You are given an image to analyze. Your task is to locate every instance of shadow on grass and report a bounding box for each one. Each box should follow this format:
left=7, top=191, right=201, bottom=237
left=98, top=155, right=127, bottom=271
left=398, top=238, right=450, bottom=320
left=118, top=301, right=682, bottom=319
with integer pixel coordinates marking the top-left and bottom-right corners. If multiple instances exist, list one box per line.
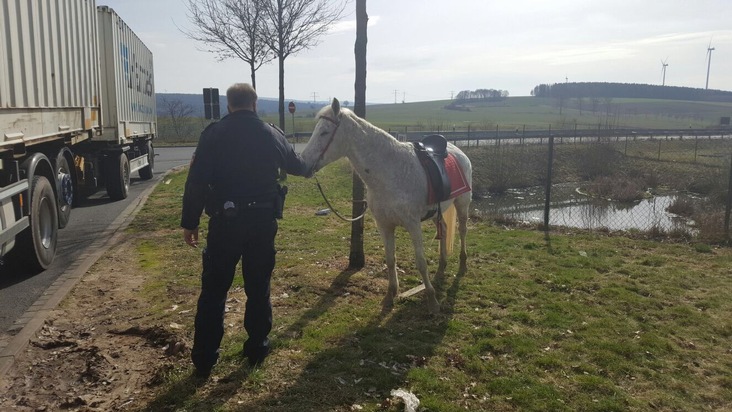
left=136, top=262, right=466, bottom=411
left=135, top=267, right=362, bottom=411
left=240, top=263, right=467, bottom=411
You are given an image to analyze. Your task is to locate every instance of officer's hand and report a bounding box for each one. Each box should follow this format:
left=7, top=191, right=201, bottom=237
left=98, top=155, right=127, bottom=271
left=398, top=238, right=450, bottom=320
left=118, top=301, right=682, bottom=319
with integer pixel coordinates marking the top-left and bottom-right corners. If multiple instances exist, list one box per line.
left=184, top=228, right=199, bottom=248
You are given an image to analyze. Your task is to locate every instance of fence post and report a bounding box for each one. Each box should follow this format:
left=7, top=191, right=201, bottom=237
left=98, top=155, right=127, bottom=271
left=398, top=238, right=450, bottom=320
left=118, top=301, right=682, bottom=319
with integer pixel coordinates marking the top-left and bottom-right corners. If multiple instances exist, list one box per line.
left=694, top=135, right=699, bottom=163
left=522, top=125, right=525, bottom=145
left=725, top=153, right=732, bottom=242
left=658, top=140, right=662, bottom=161
left=544, top=128, right=555, bottom=231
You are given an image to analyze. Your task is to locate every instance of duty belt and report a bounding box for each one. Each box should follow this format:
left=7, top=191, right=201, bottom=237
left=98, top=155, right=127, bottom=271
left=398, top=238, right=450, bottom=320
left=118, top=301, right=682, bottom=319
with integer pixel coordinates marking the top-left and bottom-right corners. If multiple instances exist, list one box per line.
left=227, top=200, right=274, bottom=210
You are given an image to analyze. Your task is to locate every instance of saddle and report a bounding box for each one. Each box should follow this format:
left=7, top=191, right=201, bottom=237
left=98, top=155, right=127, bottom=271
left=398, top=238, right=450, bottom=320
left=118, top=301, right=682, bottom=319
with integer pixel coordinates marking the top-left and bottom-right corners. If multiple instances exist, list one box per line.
left=413, top=134, right=451, bottom=203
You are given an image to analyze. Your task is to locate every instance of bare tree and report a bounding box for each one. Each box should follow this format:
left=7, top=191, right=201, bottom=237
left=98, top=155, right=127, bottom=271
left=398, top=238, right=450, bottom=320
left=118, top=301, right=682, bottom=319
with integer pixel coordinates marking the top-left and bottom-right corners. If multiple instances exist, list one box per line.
left=258, top=0, right=347, bottom=130
left=575, top=96, right=584, bottom=116
left=183, top=0, right=272, bottom=89
left=161, top=96, right=195, bottom=141
left=590, top=97, right=600, bottom=114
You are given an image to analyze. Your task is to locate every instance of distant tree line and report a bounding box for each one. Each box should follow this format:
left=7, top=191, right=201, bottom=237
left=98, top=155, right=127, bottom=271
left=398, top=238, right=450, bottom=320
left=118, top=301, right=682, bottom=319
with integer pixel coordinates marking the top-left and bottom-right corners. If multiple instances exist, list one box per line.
left=444, top=88, right=509, bottom=111
left=455, top=88, right=509, bottom=102
left=531, top=82, right=732, bottom=103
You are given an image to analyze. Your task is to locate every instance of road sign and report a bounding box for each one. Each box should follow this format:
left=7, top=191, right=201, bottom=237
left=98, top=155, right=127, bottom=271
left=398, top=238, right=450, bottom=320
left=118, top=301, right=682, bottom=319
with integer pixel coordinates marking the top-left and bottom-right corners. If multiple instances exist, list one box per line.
left=203, top=88, right=220, bottom=120
left=288, top=101, right=296, bottom=114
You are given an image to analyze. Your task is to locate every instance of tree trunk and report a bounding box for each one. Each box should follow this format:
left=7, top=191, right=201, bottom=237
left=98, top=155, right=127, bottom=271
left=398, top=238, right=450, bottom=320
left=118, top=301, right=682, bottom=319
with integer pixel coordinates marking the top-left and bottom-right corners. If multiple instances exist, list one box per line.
left=250, top=60, right=257, bottom=91
left=349, top=0, right=368, bottom=269
left=278, top=55, right=286, bottom=130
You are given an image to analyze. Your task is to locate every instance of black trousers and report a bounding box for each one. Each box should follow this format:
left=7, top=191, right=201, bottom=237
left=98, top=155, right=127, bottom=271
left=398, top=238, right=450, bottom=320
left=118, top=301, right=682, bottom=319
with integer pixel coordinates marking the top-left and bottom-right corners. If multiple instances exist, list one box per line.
left=191, top=209, right=278, bottom=370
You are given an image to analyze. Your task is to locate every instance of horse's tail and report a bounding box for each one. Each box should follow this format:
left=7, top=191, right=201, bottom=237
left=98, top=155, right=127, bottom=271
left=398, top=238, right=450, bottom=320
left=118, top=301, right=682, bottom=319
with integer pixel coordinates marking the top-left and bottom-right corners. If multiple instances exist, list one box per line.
left=441, top=204, right=457, bottom=255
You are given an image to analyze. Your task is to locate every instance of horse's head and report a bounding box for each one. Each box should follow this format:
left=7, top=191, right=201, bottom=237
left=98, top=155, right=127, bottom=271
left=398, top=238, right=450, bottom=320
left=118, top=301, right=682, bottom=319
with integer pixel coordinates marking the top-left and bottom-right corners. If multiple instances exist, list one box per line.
left=301, top=98, right=346, bottom=177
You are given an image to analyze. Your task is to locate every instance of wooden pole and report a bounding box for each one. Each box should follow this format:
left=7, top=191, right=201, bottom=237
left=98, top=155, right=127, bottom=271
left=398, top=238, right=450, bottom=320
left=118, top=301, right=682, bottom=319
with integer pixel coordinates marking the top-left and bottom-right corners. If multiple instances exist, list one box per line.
left=349, top=0, right=368, bottom=269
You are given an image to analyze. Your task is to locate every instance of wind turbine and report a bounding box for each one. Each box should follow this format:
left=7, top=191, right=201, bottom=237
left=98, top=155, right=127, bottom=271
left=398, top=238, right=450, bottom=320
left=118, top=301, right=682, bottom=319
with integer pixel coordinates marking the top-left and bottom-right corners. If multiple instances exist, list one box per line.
left=705, top=41, right=715, bottom=90
left=661, top=58, right=669, bottom=86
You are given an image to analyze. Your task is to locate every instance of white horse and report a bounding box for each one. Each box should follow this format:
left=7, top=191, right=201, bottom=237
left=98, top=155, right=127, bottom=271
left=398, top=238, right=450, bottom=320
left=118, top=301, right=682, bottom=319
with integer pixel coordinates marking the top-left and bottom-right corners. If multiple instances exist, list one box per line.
left=301, top=98, right=472, bottom=314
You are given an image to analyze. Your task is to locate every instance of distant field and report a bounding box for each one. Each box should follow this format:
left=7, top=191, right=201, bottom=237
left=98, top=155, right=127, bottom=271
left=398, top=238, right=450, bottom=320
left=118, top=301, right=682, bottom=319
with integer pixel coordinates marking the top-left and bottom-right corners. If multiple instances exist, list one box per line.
left=157, top=97, right=732, bottom=143
left=257, top=97, right=732, bottom=135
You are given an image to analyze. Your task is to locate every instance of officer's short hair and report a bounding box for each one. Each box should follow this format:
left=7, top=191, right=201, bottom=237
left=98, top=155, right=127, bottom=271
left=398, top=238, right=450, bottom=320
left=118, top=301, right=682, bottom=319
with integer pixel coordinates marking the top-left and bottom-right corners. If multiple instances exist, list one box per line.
left=227, top=83, right=258, bottom=110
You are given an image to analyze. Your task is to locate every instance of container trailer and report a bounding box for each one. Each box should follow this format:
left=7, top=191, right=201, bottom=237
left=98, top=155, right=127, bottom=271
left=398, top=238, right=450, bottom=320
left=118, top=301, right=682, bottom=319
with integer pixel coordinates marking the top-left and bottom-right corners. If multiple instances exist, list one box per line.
left=0, top=1, right=156, bottom=270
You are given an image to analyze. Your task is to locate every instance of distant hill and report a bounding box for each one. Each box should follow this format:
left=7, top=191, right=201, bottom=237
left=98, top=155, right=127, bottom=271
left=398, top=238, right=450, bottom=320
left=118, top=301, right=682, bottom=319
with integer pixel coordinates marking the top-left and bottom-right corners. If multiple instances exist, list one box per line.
left=531, top=82, right=732, bottom=103
left=155, top=93, right=330, bottom=118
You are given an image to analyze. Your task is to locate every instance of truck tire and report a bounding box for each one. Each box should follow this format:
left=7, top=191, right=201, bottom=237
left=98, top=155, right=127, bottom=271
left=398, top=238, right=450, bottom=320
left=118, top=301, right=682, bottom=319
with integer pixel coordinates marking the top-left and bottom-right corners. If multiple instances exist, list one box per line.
left=106, top=153, right=130, bottom=200
left=138, top=140, right=154, bottom=180
left=54, top=152, right=74, bottom=228
left=17, top=176, right=58, bottom=271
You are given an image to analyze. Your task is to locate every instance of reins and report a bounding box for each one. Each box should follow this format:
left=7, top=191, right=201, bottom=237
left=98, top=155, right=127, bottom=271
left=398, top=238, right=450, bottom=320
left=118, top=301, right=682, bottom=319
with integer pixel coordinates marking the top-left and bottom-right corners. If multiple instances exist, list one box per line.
left=314, top=175, right=368, bottom=222
left=313, top=113, right=368, bottom=222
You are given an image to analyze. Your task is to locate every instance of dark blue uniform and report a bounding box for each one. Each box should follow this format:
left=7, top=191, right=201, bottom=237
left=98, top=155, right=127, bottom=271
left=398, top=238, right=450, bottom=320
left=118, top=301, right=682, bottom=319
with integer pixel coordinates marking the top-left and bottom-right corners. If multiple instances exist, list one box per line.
left=181, top=109, right=307, bottom=372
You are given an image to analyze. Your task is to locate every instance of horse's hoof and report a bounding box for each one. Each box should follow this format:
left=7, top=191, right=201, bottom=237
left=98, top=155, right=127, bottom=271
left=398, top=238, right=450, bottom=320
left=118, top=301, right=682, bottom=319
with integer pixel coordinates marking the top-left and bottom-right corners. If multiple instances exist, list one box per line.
left=428, top=299, right=440, bottom=315
left=433, top=271, right=444, bottom=282
left=458, top=263, right=467, bottom=276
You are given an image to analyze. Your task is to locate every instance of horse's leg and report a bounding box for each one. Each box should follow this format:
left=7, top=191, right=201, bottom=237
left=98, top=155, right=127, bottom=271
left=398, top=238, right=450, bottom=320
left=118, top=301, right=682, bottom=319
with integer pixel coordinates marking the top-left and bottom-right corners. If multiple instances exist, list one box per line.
left=407, top=222, right=440, bottom=314
left=455, top=195, right=470, bottom=275
left=435, top=215, right=448, bottom=278
left=377, top=223, right=399, bottom=309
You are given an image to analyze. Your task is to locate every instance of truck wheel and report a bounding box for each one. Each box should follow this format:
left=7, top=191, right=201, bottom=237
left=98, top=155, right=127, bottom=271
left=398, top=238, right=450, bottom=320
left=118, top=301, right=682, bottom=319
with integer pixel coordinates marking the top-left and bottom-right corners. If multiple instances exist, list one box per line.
left=55, top=152, right=74, bottom=228
left=17, top=176, right=58, bottom=271
left=106, top=153, right=130, bottom=200
left=139, top=140, right=154, bottom=180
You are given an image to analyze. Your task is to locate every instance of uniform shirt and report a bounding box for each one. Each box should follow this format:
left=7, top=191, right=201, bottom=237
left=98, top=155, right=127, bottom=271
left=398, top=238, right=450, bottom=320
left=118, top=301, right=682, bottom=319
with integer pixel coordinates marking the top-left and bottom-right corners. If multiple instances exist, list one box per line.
left=181, top=109, right=307, bottom=230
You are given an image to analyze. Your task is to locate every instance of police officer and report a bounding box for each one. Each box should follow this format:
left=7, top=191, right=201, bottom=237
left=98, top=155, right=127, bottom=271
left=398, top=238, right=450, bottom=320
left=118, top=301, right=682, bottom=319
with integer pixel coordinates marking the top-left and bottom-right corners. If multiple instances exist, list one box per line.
left=181, top=83, right=307, bottom=378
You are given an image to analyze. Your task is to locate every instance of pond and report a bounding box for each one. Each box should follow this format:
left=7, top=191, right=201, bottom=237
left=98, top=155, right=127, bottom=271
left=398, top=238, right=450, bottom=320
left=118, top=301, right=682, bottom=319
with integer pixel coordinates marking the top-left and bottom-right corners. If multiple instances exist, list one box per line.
left=472, top=183, right=696, bottom=232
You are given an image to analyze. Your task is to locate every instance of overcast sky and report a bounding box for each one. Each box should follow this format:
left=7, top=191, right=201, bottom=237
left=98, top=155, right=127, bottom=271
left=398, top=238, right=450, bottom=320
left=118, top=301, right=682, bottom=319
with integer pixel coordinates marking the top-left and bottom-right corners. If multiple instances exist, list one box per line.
left=101, top=0, right=732, bottom=104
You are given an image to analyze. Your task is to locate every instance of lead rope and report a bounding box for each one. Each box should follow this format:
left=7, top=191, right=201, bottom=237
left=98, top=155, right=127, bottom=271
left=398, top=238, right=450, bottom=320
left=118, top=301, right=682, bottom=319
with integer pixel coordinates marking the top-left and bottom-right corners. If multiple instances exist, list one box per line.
left=314, top=175, right=368, bottom=222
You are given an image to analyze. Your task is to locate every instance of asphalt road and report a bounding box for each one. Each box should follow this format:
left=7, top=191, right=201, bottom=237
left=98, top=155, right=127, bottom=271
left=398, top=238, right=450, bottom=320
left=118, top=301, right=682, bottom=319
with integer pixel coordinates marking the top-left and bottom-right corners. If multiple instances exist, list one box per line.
left=0, top=146, right=196, bottom=335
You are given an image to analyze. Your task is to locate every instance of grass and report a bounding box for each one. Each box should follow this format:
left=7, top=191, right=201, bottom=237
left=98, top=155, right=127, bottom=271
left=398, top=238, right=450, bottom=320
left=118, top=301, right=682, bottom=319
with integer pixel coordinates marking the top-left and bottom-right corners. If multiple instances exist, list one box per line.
left=123, top=159, right=732, bottom=411
left=156, top=97, right=732, bottom=143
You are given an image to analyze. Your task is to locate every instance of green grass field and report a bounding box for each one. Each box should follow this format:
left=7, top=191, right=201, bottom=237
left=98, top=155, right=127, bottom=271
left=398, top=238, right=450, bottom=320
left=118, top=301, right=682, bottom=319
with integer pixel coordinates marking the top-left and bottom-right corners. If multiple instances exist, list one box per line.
left=265, top=97, right=732, bottom=133
left=156, top=97, right=732, bottom=144
left=125, top=160, right=732, bottom=411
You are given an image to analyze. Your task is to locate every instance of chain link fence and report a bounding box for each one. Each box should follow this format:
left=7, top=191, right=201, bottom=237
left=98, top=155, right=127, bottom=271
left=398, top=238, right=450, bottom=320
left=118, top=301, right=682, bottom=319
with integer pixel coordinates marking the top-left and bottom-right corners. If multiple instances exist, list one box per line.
left=450, top=129, right=732, bottom=242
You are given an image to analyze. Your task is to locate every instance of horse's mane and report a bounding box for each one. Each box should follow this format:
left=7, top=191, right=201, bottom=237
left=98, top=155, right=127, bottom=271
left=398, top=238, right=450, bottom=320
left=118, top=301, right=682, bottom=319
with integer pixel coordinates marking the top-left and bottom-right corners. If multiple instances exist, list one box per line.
left=318, top=105, right=411, bottom=154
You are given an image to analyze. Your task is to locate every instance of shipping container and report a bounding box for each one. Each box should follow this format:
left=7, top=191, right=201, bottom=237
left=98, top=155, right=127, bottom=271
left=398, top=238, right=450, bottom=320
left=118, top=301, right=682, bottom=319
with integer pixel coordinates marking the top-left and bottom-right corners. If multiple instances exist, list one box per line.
left=97, top=5, right=156, bottom=142
left=0, top=0, right=156, bottom=270
left=0, top=0, right=101, bottom=148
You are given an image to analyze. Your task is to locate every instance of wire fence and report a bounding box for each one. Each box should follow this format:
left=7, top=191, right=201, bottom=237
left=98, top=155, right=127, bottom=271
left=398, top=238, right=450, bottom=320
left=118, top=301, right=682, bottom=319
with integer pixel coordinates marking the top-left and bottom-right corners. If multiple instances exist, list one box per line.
left=444, top=131, right=732, bottom=242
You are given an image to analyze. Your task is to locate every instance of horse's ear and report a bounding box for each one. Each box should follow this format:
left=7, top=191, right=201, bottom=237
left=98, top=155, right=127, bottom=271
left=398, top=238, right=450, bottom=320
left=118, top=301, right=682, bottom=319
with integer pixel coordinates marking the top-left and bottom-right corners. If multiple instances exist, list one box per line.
left=332, top=98, right=341, bottom=116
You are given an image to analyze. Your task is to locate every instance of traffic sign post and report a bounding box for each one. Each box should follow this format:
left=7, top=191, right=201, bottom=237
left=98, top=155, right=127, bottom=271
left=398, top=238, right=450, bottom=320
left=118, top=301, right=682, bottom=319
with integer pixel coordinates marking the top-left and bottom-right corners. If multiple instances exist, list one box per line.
left=288, top=101, right=296, bottom=140
left=203, top=88, right=220, bottom=120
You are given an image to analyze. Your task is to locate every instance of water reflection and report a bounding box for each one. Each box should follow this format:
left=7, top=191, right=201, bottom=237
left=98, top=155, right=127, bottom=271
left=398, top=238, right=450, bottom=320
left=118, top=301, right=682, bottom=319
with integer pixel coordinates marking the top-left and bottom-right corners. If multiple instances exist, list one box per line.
left=474, top=183, right=695, bottom=232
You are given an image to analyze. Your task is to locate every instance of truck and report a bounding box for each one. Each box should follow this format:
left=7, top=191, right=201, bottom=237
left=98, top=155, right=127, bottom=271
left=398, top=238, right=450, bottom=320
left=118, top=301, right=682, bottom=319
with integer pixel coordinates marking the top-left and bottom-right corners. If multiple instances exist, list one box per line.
left=0, top=1, right=156, bottom=271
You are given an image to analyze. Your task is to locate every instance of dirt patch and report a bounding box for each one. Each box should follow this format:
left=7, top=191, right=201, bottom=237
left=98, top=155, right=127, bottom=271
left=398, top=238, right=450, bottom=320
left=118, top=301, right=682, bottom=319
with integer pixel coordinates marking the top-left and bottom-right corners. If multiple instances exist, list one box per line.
left=0, top=237, right=189, bottom=411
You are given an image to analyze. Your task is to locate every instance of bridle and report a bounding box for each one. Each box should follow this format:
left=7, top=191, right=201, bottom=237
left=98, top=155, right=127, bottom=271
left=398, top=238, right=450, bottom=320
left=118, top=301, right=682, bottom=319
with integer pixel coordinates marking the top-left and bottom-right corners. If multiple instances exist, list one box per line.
left=312, top=113, right=368, bottom=222
left=314, top=114, right=341, bottom=167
